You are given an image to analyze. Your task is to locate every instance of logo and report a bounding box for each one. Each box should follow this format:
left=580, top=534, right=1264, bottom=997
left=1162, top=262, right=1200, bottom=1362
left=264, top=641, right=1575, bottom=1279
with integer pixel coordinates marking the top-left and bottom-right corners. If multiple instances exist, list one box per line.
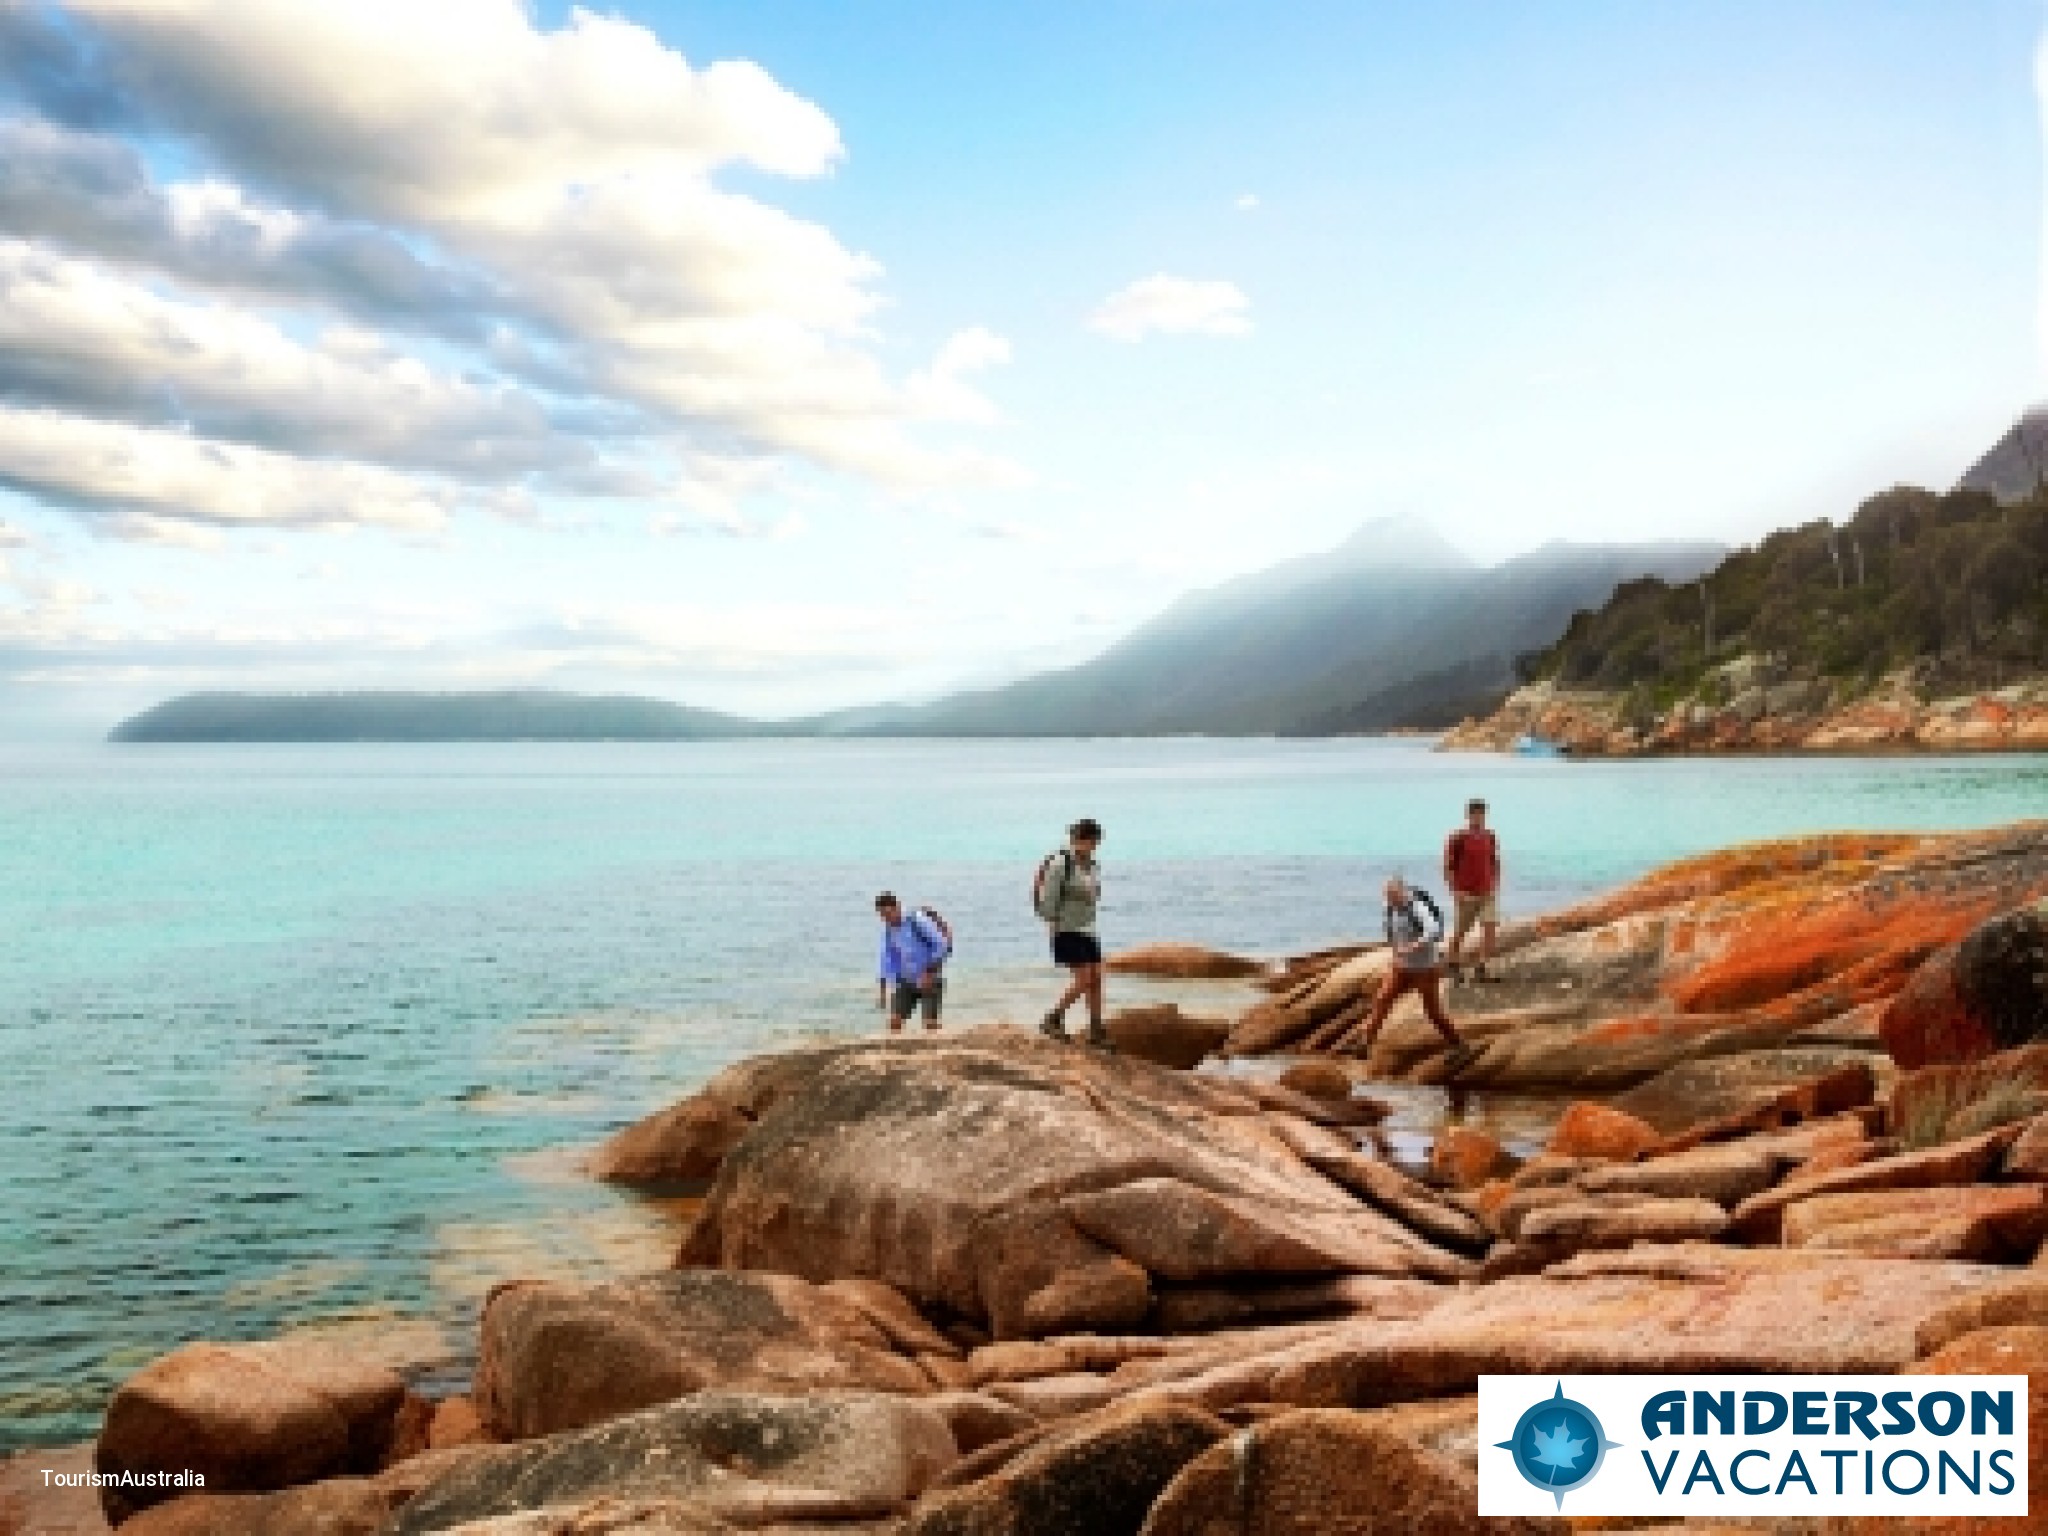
left=1495, top=1382, right=1622, bottom=1508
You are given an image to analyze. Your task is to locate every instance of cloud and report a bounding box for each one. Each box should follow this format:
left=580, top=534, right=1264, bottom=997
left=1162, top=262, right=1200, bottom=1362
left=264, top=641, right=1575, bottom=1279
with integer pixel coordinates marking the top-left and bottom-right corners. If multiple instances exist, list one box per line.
left=1236, top=193, right=1259, bottom=211
left=0, top=0, right=1022, bottom=534
left=0, top=240, right=587, bottom=479
left=906, top=327, right=1013, bottom=425
left=0, top=117, right=503, bottom=333
left=1088, top=274, right=1253, bottom=342
left=0, top=405, right=457, bottom=533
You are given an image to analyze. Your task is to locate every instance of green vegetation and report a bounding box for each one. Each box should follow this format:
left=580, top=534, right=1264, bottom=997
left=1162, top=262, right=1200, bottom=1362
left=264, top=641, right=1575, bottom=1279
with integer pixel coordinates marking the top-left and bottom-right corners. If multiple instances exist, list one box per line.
left=1521, top=487, right=2048, bottom=696
left=111, top=690, right=757, bottom=742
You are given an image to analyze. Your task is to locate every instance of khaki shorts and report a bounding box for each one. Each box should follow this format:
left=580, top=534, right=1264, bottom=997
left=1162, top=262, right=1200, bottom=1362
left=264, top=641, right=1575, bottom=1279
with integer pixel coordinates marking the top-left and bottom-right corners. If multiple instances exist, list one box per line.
left=1453, top=892, right=1500, bottom=939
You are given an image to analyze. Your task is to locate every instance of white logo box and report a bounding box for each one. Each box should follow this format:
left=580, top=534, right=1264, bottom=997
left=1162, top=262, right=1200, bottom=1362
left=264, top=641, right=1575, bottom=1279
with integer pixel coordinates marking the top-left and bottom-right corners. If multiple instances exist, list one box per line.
left=1479, top=1374, right=2029, bottom=1518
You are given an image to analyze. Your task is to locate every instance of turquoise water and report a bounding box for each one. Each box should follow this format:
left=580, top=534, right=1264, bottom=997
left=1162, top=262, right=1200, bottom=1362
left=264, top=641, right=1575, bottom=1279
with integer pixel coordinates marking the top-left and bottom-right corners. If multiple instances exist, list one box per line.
left=3, top=738, right=2045, bottom=1449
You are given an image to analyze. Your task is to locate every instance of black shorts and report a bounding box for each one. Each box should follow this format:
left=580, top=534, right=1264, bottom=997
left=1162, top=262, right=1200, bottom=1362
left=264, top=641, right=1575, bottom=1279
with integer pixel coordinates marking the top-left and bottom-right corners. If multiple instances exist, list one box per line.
left=1051, top=931, right=1102, bottom=968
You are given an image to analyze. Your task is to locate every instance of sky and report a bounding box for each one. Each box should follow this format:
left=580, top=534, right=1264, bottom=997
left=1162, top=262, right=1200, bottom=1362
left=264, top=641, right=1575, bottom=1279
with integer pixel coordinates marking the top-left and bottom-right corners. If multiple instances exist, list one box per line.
left=0, top=0, right=2042, bottom=735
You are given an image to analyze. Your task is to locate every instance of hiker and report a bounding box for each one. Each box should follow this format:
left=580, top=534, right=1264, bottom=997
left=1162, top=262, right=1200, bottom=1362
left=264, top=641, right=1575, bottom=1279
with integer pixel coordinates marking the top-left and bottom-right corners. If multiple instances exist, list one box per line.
left=875, top=892, right=951, bottom=1033
left=1035, top=817, right=1108, bottom=1048
left=1444, top=797, right=1502, bottom=983
left=1357, top=877, right=1472, bottom=1065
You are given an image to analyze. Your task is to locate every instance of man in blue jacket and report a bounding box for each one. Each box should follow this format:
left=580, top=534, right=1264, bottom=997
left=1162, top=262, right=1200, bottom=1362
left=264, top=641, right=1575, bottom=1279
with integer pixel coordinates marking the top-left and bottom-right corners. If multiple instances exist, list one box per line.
left=875, top=891, right=950, bottom=1032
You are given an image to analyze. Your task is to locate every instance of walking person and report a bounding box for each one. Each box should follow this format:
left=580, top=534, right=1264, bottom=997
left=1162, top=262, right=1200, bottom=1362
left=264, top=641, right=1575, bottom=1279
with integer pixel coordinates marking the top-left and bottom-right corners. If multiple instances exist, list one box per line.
left=875, top=892, right=951, bottom=1033
left=1357, top=877, right=1474, bottom=1069
left=1444, top=797, right=1503, bottom=983
left=1035, top=818, right=1108, bottom=1048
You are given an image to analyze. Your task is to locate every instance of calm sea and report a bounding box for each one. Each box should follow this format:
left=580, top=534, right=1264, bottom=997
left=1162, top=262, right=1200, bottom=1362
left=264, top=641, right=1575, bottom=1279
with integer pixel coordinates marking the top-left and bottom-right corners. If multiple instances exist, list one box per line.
left=4, top=737, right=2045, bottom=1449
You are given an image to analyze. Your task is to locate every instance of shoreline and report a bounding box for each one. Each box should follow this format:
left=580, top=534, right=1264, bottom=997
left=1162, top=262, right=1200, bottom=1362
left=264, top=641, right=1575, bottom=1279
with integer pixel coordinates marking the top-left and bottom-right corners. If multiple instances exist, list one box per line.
left=9, top=821, right=2046, bottom=1531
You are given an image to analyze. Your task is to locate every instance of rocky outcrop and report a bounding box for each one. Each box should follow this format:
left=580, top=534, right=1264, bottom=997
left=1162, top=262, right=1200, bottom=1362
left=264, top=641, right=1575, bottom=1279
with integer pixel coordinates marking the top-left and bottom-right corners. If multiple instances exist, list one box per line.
left=473, top=1270, right=935, bottom=1441
left=905, top=1399, right=1228, bottom=1535
left=1224, top=826, right=2048, bottom=1103
left=1441, top=672, right=2048, bottom=757
left=81, top=819, right=2048, bottom=1533
left=1880, top=906, right=2048, bottom=1069
left=94, top=1338, right=411, bottom=1523
left=675, top=1034, right=1471, bottom=1340
left=1106, top=945, right=1267, bottom=981
left=1139, top=1408, right=1547, bottom=1536
left=1101, top=1005, right=1232, bottom=1070
left=389, top=1391, right=959, bottom=1535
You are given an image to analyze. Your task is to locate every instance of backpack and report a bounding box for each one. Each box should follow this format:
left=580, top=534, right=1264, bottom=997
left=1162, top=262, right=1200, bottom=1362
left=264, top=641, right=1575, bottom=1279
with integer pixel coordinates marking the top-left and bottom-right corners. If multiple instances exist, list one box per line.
left=1388, top=888, right=1445, bottom=946
left=1032, top=850, right=1073, bottom=921
left=912, top=905, right=954, bottom=957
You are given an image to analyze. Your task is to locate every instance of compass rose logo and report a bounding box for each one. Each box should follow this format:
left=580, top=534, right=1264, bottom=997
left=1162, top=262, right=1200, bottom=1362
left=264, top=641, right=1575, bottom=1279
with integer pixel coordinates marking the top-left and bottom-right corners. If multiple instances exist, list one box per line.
left=1494, top=1382, right=1622, bottom=1508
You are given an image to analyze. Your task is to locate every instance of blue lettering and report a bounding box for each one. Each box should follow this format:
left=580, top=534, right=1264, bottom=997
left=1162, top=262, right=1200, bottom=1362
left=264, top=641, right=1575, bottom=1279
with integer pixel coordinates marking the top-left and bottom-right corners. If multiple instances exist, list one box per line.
left=1821, top=1448, right=1856, bottom=1494
left=1792, top=1392, right=1827, bottom=1434
left=1776, top=1450, right=1817, bottom=1495
left=1683, top=1450, right=1726, bottom=1495
left=1883, top=1450, right=1930, bottom=1496
left=1880, top=1391, right=1917, bottom=1435
left=1834, top=1391, right=1878, bottom=1440
left=1729, top=1449, right=1770, bottom=1495
left=1694, top=1389, right=1735, bottom=1435
left=1969, top=1389, right=2013, bottom=1437
left=1989, top=1449, right=2015, bottom=1495
left=1643, top=1449, right=1680, bottom=1493
left=1938, top=1450, right=1980, bottom=1495
left=1642, top=1390, right=1685, bottom=1441
left=1744, top=1392, right=1788, bottom=1435
left=1919, top=1391, right=1964, bottom=1436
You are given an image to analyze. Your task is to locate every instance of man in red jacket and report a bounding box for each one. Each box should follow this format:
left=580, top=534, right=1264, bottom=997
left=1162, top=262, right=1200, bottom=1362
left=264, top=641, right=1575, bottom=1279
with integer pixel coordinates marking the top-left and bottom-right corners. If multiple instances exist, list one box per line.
left=1444, top=798, right=1502, bottom=983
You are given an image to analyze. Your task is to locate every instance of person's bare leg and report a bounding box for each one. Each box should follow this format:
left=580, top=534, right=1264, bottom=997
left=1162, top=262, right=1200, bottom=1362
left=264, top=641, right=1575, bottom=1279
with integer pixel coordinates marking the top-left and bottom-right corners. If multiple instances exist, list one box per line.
left=1085, top=964, right=1104, bottom=1025
left=1417, top=971, right=1463, bottom=1048
left=1357, top=972, right=1408, bottom=1056
left=1478, top=920, right=1499, bottom=976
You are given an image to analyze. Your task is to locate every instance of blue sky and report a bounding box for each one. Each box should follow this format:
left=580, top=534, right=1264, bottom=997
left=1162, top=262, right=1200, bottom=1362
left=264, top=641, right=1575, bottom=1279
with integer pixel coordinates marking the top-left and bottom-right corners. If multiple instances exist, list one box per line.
left=0, top=1, right=2041, bottom=733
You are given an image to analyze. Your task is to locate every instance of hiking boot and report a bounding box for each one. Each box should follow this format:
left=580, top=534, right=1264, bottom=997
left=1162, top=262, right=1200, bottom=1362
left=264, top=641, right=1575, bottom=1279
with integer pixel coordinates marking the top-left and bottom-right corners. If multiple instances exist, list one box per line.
left=1039, top=1012, right=1070, bottom=1043
left=1442, top=1042, right=1481, bottom=1078
left=1474, top=966, right=1502, bottom=984
left=1085, top=1022, right=1115, bottom=1052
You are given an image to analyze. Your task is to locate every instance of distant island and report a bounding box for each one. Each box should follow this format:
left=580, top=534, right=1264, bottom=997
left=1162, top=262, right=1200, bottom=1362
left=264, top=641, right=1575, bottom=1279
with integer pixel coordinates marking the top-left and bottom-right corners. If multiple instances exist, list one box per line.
left=110, top=690, right=757, bottom=743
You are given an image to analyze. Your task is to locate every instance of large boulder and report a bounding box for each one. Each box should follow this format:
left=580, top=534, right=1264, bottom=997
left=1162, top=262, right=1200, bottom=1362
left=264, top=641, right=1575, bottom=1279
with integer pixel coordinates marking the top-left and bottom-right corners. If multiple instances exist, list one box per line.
left=676, top=1033, right=1467, bottom=1340
left=1727, top=1122, right=2027, bottom=1242
left=1106, top=945, right=1267, bottom=981
left=904, top=1399, right=1228, bottom=1535
left=389, top=1391, right=958, bottom=1535
left=590, top=1043, right=875, bottom=1189
left=1108, top=1247, right=2018, bottom=1415
left=1778, top=1185, right=2048, bottom=1263
left=1102, top=1006, right=1231, bottom=1070
left=117, top=1449, right=480, bottom=1536
left=1881, top=907, right=2048, bottom=1070
left=94, top=1339, right=409, bottom=1523
left=473, top=1270, right=932, bottom=1441
left=1138, top=1408, right=1548, bottom=1536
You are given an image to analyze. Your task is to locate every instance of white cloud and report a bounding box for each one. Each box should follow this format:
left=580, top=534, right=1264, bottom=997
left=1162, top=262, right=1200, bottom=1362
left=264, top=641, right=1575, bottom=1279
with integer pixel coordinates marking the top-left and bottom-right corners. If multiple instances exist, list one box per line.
left=65, top=0, right=844, bottom=216
left=1088, top=274, right=1253, bottom=342
left=0, top=518, right=27, bottom=547
left=0, top=240, right=578, bottom=478
left=1236, top=193, right=1259, bottom=210
left=906, top=327, right=1013, bottom=425
left=0, top=0, right=1022, bottom=536
left=0, top=406, right=456, bottom=533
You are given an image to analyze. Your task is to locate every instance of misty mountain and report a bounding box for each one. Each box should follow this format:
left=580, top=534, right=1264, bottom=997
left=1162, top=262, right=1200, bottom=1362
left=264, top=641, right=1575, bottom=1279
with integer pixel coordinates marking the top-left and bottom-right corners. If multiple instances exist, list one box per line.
left=809, top=520, right=1723, bottom=736
left=111, top=690, right=755, bottom=742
